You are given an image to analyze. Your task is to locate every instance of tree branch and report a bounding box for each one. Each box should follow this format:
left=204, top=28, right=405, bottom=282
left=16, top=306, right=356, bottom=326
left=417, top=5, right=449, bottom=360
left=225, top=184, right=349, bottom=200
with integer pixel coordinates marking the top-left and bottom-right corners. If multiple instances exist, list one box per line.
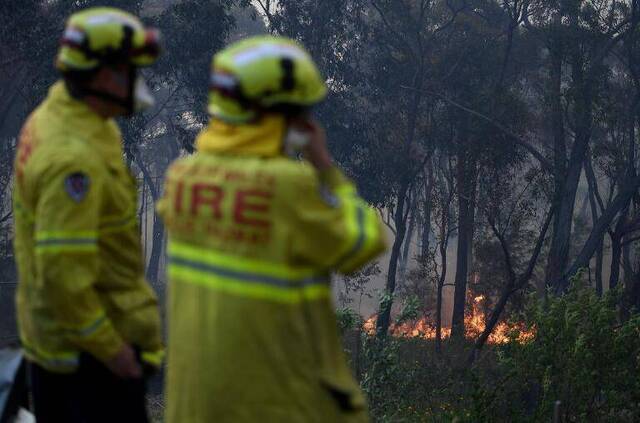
left=0, top=211, right=12, bottom=225
left=468, top=206, right=554, bottom=366
left=399, top=85, right=553, bottom=171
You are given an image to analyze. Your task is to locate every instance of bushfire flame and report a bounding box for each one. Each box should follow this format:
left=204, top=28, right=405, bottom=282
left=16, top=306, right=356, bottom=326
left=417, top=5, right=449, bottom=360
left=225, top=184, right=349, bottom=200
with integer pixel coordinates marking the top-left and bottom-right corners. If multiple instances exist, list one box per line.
left=363, top=295, right=535, bottom=344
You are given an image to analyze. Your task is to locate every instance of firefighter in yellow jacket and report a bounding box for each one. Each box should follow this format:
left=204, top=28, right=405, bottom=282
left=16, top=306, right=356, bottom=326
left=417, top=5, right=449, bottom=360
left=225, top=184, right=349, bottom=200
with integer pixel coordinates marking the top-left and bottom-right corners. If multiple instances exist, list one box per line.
left=158, top=36, right=386, bottom=422
left=13, top=8, right=163, bottom=422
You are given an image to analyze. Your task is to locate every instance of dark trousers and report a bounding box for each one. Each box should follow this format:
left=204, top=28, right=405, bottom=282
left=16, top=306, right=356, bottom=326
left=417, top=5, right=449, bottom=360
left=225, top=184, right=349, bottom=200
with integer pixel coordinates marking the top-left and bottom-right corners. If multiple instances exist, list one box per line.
left=29, top=354, right=148, bottom=423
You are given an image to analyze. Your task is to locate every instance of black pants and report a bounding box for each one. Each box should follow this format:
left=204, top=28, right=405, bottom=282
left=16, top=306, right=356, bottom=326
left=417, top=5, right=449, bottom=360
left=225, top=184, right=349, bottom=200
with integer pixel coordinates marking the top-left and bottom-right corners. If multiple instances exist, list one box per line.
left=29, top=354, right=148, bottom=423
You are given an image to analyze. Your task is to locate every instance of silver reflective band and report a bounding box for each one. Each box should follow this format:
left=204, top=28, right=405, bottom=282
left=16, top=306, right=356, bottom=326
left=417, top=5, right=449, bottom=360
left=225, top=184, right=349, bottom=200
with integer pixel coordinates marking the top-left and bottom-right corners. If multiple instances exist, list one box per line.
left=233, top=43, right=307, bottom=66
left=85, top=12, right=142, bottom=30
left=168, top=256, right=327, bottom=288
left=334, top=204, right=366, bottom=269
left=35, top=238, right=96, bottom=247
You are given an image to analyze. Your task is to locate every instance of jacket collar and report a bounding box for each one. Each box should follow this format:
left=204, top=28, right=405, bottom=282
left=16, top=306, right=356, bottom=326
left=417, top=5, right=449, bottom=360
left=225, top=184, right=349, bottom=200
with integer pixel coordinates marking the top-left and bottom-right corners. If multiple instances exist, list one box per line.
left=44, top=81, right=122, bottom=155
left=195, top=115, right=286, bottom=157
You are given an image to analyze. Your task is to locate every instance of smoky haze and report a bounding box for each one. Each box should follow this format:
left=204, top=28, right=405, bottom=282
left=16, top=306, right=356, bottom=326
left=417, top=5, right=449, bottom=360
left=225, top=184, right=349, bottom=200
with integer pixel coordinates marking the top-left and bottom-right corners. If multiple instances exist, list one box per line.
left=3, top=0, right=640, bottom=420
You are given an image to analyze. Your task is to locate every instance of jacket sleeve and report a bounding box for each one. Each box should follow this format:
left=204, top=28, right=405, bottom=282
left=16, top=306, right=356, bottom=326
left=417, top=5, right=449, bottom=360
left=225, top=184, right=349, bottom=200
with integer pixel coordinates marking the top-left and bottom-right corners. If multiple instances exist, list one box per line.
left=34, top=160, right=124, bottom=364
left=289, top=165, right=386, bottom=274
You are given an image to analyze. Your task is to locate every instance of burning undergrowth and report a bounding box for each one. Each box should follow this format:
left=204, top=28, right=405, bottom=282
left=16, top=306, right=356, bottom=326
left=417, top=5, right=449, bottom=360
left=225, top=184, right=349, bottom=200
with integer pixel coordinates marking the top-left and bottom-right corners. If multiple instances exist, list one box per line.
left=363, top=295, right=535, bottom=344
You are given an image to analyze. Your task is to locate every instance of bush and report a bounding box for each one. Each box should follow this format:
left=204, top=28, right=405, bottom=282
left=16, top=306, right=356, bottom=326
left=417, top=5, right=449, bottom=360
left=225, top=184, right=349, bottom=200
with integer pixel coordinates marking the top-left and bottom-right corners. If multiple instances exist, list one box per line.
left=355, top=281, right=640, bottom=422
left=496, top=281, right=640, bottom=422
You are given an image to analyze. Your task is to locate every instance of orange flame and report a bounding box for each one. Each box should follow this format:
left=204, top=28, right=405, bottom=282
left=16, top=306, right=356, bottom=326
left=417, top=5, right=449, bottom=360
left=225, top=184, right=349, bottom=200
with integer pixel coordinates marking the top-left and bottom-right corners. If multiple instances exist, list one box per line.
left=363, top=295, right=535, bottom=344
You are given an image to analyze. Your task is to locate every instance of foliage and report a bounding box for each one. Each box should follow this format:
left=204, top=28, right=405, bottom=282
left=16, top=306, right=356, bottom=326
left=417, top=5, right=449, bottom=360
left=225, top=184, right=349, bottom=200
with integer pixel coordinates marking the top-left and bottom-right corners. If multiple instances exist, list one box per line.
left=496, top=281, right=640, bottom=422
left=395, top=295, right=422, bottom=325
left=354, top=282, right=640, bottom=422
left=337, top=307, right=363, bottom=335
left=338, top=262, right=380, bottom=311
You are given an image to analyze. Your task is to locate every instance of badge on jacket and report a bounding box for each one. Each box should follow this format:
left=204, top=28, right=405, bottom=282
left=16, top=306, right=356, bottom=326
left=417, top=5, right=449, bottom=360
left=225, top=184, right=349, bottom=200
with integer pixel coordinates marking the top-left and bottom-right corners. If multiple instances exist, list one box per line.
left=65, top=172, right=90, bottom=202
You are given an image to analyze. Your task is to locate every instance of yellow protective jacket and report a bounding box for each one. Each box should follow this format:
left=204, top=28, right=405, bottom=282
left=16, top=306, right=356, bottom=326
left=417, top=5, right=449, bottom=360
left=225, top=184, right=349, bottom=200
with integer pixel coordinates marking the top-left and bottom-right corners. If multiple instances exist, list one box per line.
left=158, top=116, right=386, bottom=423
left=12, top=81, right=163, bottom=373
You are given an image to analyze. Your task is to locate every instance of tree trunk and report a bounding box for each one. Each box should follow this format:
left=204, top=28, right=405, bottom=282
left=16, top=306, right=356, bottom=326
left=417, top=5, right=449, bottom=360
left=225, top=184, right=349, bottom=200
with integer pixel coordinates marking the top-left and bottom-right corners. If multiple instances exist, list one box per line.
left=610, top=230, right=623, bottom=290
left=435, top=166, right=452, bottom=354
left=376, top=181, right=409, bottom=338
left=609, top=207, right=629, bottom=290
left=564, top=177, right=640, bottom=285
left=376, top=60, right=424, bottom=338
left=585, top=157, right=604, bottom=295
left=625, top=251, right=640, bottom=314
left=420, top=166, right=434, bottom=260
left=621, top=235, right=635, bottom=320
left=539, top=36, right=566, bottom=298
left=398, top=196, right=417, bottom=282
left=132, top=147, right=164, bottom=284
left=451, top=150, right=476, bottom=340
left=467, top=208, right=554, bottom=364
left=545, top=160, right=588, bottom=292
left=595, top=240, right=604, bottom=296
left=435, top=227, right=448, bottom=354
left=547, top=51, right=593, bottom=294
left=146, top=213, right=165, bottom=284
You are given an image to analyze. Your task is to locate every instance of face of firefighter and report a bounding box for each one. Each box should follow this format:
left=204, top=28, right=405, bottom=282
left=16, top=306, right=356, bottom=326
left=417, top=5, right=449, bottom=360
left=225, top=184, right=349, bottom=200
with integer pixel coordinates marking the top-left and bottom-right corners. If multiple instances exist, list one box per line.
left=84, top=64, right=155, bottom=117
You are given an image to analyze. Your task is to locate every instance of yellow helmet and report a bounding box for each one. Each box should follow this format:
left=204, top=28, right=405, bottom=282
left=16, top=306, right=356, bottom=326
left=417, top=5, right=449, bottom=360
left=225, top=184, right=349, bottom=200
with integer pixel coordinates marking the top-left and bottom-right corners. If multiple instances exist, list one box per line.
left=209, top=36, right=327, bottom=123
left=56, top=7, right=160, bottom=72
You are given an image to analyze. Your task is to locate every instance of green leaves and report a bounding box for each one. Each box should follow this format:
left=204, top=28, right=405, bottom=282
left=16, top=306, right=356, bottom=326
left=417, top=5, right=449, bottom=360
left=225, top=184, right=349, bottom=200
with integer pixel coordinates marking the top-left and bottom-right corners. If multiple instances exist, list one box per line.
left=351, top=281, right=640, bottom=421
left=496, top=280, right=640, bottom=421
left=395, top=295, right=421, bottom=325
left=336, top=307, right=363, bottom=335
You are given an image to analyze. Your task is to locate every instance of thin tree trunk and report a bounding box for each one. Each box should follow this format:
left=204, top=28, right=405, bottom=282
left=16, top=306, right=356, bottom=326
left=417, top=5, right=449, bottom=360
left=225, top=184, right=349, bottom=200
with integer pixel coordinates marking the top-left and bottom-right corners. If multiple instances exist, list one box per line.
left=398, top=196, right=417, bottom=282
left=141, top=182, right=147, bottom=259
left=132, top=148, right=164, bottom=284
left=595, top=238, right=604, bottom=296
left=146, top=213, right=165, bottom=284
left=376, top=60, right=424, bottom=338
left=420, top=165, right=434, bottom=260
left=451, top=149, right=476, bottom=340
left=435, top=164, right=453, bottom=354
left=627, top=249, right=640, bottom=313
left=564, top=176, right=640, bottom=285
left=585, top=156, right=605, bottom=295
left=547, top=51, right=593, bottom=294
left=610, top=235, right=623, bottom=290
left=621, top=234, right=635, bottom=320
left=435, top=230, right=447, bottom=354
left=609, top=212, right=628, bottom=290
left=376, top=182, right=410, bottom=338
left=538, top=34, right=565, bottom=298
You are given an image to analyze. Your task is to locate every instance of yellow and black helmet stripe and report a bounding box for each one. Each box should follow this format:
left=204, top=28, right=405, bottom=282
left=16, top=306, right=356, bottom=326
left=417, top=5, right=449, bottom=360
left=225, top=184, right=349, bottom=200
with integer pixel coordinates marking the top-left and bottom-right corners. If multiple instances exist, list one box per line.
left=209, top=36, right=327, bottom=123
left=57, top=7, right=160, bottom=72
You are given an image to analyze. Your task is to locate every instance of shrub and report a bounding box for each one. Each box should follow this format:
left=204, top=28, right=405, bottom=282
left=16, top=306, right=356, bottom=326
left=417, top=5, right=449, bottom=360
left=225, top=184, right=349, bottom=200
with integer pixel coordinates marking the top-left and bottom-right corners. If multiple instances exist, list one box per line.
left=354, top=280, right=640, bottom=422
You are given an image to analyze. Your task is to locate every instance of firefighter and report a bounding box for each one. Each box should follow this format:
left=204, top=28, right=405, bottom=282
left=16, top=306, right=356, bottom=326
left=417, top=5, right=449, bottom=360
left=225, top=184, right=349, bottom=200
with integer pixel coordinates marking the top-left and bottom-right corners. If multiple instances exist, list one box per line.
left=12, top=7, right=163, bottom=422
left=158, top=35, right=387, bottom=422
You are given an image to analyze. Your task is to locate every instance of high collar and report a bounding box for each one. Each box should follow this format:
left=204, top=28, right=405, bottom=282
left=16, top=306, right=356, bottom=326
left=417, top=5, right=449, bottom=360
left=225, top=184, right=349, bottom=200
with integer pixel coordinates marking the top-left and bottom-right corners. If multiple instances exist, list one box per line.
left=44, top=81, right=122, bottom=155
left=195, top=115, right=286, bottom=157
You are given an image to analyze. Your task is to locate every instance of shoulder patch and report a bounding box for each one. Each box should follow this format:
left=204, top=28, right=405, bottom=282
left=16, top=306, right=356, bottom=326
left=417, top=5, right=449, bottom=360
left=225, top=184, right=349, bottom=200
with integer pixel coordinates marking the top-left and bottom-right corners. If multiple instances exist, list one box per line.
left=64, top=172, right=90, bottom=202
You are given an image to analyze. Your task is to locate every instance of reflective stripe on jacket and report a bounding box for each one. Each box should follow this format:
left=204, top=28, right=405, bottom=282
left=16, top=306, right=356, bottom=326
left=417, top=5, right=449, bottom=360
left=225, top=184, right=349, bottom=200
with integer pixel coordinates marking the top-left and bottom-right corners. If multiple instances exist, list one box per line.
left=158, top=136, right=386, bottom=422
left=12, top=81, right=163, bottom=372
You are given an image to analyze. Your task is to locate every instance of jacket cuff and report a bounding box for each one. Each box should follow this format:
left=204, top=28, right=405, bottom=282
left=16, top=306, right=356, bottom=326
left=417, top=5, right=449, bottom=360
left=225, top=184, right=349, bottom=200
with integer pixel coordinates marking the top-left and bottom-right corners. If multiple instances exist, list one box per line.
left=79, top=323, right=125, bottom=365
left=141, top=349, right=165, bottom=368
